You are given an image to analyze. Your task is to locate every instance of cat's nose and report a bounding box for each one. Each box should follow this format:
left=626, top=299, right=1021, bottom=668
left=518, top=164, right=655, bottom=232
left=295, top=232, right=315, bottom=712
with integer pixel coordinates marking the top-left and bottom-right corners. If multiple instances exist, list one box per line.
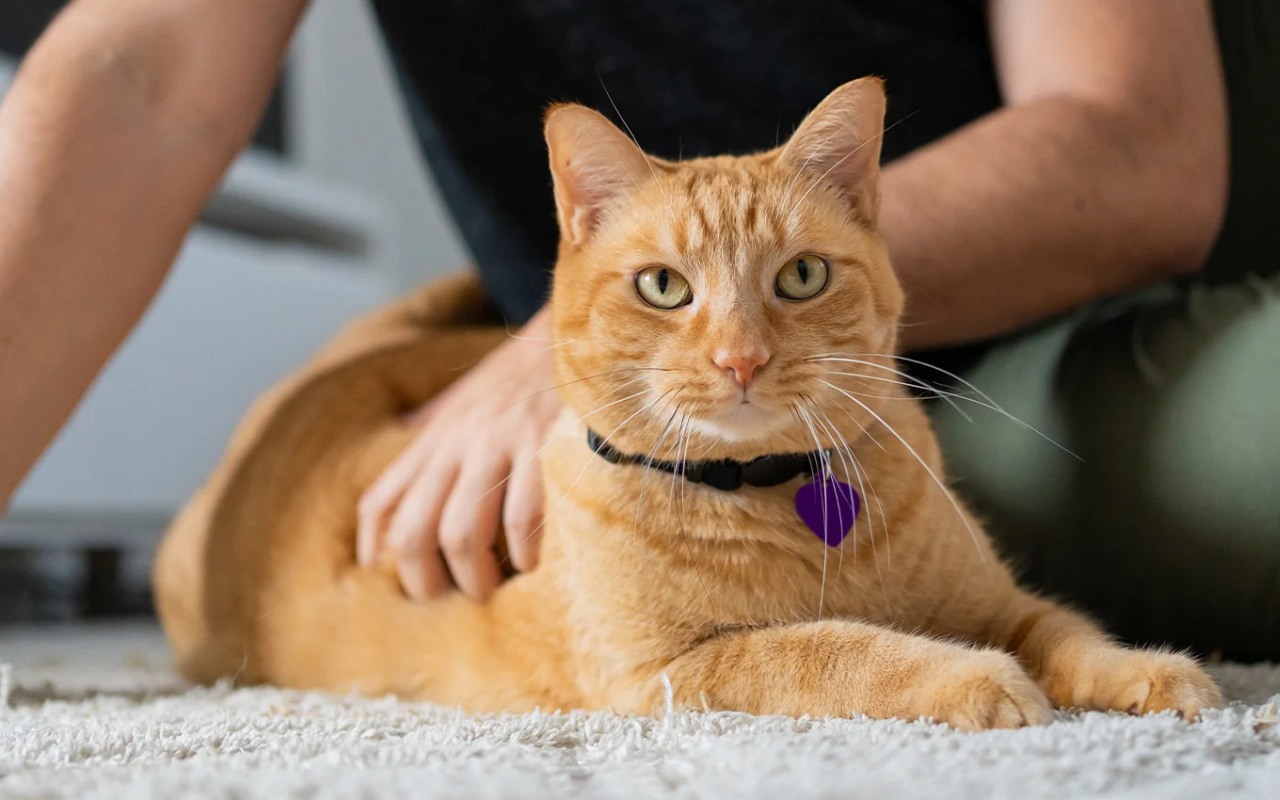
left=714, top=349, right=771, bottom=391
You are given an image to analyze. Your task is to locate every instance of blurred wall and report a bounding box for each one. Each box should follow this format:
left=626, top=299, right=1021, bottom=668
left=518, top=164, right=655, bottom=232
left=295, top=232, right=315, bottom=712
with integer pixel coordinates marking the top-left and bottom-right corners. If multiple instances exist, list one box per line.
left=290, top=2, right=471, bottom=292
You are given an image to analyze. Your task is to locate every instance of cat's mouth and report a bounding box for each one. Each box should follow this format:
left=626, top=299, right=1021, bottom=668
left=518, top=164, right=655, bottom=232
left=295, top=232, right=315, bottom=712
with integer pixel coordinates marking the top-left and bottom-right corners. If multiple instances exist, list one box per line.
left=690, top=395, right=791, bottom=442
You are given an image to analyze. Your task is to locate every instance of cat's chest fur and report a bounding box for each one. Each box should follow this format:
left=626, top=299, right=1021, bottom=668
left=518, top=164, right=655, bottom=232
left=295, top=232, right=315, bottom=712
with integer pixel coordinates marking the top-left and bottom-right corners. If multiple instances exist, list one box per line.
left=540, top=419, right=919, bottom=669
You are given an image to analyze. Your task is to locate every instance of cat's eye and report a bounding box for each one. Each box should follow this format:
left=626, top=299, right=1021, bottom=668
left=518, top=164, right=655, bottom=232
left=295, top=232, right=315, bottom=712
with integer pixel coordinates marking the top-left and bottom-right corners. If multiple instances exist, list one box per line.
left=775, top=255, right=829, bottom=301
left=635, top=266, right=692, bottom=310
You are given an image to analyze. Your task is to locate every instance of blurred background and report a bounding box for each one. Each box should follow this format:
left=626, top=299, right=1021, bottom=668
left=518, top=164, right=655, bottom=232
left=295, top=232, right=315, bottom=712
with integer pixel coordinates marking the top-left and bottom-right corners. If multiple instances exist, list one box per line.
left=0, top=2, right=470, bottom=623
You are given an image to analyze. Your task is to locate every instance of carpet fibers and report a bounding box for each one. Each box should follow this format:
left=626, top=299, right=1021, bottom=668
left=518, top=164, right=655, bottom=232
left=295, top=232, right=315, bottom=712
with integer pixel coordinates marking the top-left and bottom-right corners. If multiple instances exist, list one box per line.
left=2, top=623, right=1279, bottom=799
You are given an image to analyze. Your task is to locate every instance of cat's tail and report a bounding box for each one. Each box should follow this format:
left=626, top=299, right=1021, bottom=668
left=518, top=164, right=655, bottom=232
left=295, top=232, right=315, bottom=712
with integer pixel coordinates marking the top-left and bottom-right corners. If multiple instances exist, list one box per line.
left=152, top=272, right=520, bottom=699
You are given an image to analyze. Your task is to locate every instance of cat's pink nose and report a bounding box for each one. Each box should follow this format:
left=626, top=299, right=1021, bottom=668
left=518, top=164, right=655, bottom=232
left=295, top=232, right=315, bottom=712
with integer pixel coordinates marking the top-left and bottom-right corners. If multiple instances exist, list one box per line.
left=714, top=349, right=771, bottom=391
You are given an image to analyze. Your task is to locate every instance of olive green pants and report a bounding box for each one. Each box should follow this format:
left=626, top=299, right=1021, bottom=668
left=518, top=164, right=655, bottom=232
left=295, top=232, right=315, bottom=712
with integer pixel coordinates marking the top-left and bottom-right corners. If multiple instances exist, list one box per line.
left=933, top=1, right=1280, bottom=661
left=933, top=276, right=1280, bottom=661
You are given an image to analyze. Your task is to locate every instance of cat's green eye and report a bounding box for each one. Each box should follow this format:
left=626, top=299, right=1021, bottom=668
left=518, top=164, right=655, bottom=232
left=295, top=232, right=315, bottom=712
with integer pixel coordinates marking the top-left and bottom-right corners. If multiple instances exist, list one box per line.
left=776, top=255, right=830, bottom=301
left=635, top=266, right=692, bottom=310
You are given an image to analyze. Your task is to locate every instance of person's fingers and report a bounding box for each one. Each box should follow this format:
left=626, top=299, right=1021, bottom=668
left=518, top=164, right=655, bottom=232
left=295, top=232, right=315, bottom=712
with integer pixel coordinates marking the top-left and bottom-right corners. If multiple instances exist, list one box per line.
left=401, top=395, right=440, bottom=427
left=503, top=448, right=546, bottom=573
left=388, top=462, right=457, bottom=600
left=357, top=440, right=429, bottom=565
left=357, top=480, right=402, bottom=567
left=395, top=545, right=451, bottom=601
left=438, top=453, right=508, bottom=601
left=356, top=403, right=446, bottom=565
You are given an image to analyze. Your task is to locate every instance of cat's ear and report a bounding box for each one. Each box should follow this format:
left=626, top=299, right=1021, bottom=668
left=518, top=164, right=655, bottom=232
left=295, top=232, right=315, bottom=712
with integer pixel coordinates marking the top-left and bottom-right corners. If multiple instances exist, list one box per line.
left=779, top=77, right=886, bottom=224
left=545, top=104, right=655, bottom=246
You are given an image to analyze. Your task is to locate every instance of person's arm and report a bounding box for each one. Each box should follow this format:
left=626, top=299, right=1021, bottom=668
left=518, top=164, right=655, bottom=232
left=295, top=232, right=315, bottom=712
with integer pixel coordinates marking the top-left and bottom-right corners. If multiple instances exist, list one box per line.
left=886, top=0, right=1227, bottom=349
left=0, top=0, right=309, bottom=508
left=359, top=0, right=1229, bottom=602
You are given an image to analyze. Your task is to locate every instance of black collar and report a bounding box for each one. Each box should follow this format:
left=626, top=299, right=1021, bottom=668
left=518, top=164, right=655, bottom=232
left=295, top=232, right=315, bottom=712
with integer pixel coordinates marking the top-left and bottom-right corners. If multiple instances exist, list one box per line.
left=587, top=429, right=832, bottom=492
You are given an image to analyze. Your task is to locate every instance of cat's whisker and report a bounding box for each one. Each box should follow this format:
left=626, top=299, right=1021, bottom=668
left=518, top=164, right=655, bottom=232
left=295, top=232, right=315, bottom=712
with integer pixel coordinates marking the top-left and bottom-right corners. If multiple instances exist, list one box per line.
left=815, top=395, right=896, bottom=601
left=781, top=126, right=846, bottom=209
left=574, top=375, right=650, bottom=414
left=669, top=409, right=716, bottom=605
left=823, top=368, right=976, bottom=423
left=677, top=414, right=692, bottom=552
left=793, top=403, right=835, bottom=620
left=668, top=415, right=686, bottom=507
left=808, top=353, right=1070, bottom=458
left=810, top=354, right=968, bottom=404
left=535, top=338, right=585, bottom=354
left=476, top=384, right=653, bottom=504
left=802, top=401, right=864, bottom=608
left=791, top=406, right=826, bottom=577
left=502, top=332, right=573, bottom=343
left=786, top=112, right=918, bottom=219
left=663, top=411, right=711, bottom=598
left=822, top=382, right=966, bottom=407
left=815, top=398, right=893, bottom=557
left=507, top=366, right=670, bottom=411
left=633, top=396, right=684, bottom=535
left=819, top=379, right=989, bottom=567
left=647, top=397, right=685, bottom=467
left=801, top=399, right=859, bottom=580
left=814, top=403, right=861, bottom=564
left=793, top=401, right=834, bottom=583
left=808, top=401, right=892, bottom=594
left=810, top=354, right=1080, bottom=460
left=815, top=386, right=886, bottom=454
left=500, top=326, right=583, bottom=352
left=808, top=407, right=845, bottom=557
left=500, top=387, right=680, bottom=564
left=676, top=413, right=696, bottom=513
left=810, top=392, right=890, bottom=581
left=595, top=71, right=675, bottom=221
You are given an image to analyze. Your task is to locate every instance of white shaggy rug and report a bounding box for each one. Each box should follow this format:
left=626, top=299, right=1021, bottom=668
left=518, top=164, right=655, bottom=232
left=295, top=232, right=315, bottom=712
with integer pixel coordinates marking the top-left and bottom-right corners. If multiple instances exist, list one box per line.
left=2, top=623, right=1279, bottom=799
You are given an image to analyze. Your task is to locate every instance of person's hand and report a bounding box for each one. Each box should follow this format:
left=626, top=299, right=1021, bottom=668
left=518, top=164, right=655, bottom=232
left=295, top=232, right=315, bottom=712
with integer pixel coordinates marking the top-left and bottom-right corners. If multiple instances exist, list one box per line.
left=357, top=306, right=560, bottom=601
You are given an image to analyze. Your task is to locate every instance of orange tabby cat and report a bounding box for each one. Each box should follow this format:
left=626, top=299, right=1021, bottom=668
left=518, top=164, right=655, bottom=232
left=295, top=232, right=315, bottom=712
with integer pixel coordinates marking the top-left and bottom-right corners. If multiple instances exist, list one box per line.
left=154, top=78, right=1219, bottom=730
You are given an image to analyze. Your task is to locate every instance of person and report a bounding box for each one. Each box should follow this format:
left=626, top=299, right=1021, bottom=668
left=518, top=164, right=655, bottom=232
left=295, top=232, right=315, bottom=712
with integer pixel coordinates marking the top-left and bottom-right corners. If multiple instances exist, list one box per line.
left=0, top=1, right=1274, bottom=657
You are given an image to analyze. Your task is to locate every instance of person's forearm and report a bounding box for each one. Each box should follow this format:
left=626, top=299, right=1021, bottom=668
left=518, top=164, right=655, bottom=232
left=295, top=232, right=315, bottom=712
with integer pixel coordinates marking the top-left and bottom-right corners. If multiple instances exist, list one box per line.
left=0, top=0, right=307, bottom=509
left=881, top=95, right=1225, bottom=352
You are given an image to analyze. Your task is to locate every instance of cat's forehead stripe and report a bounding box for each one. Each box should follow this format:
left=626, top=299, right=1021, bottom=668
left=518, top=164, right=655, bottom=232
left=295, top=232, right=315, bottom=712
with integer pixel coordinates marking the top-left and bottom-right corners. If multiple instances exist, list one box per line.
left=666, top=167, right=793, bottom=269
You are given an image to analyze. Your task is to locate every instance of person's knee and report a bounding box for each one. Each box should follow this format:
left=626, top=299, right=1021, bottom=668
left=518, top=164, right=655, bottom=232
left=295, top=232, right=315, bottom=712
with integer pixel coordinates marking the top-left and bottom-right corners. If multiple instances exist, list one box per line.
left=930, top=280, right=1280, bottom=658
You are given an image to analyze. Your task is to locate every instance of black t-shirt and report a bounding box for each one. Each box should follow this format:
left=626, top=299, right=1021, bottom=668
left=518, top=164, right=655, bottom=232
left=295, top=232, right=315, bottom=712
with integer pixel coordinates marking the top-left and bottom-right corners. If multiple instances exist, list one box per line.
left=370, top=0, right=1001, bottom=326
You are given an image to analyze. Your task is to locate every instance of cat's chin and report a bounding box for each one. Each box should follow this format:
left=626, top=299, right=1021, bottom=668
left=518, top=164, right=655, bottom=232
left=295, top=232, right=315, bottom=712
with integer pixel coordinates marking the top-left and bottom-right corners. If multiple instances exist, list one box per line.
left=687, top=401, right=794, bottom=445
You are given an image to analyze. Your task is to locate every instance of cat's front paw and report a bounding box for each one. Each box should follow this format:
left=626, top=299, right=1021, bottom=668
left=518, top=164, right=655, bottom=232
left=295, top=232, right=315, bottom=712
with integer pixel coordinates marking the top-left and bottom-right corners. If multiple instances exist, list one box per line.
left=1048, top=648, right=1221, bottom=719
left=919, top=650, right=1052, bottom=732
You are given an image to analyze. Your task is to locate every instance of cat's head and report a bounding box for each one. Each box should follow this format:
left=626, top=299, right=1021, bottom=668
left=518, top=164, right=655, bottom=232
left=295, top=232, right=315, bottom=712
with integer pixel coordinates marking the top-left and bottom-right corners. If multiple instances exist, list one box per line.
left=546, top=78, right=903, bottom=461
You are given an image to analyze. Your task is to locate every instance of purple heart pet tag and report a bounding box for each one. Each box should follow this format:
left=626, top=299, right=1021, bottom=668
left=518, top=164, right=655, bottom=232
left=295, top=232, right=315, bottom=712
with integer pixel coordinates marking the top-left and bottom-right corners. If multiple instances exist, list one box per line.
left=795, top=473, right=861, bottom=547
